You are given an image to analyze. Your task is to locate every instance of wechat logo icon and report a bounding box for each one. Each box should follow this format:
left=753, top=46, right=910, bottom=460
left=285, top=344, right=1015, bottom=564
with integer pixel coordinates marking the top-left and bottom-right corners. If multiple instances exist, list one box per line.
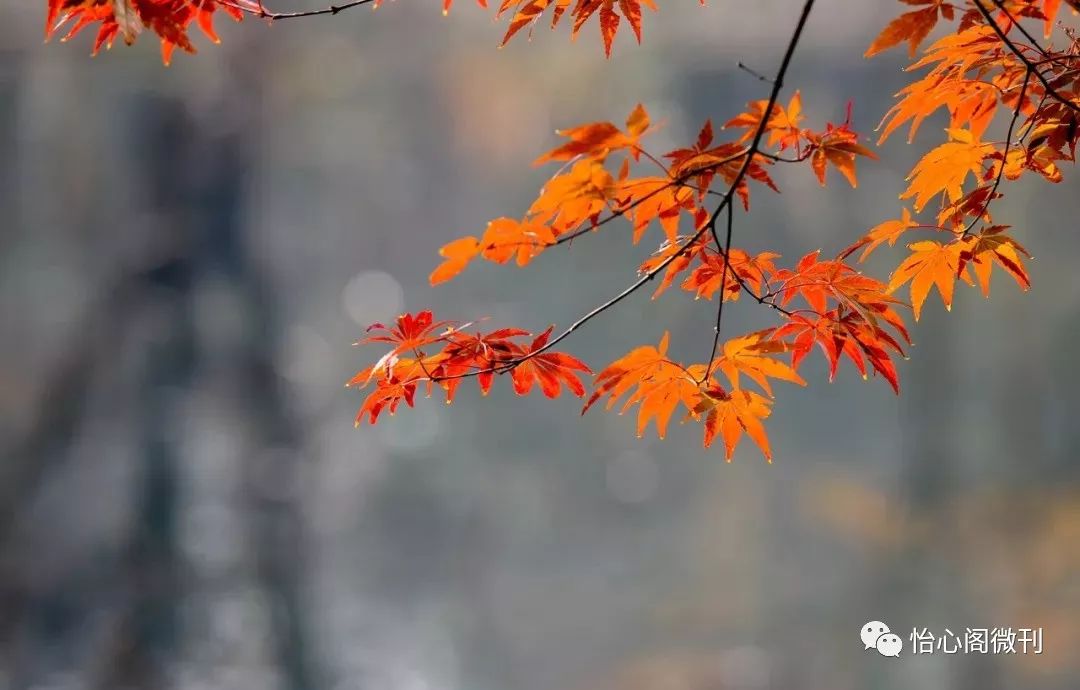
left=862, top=620, right=902, bottom=657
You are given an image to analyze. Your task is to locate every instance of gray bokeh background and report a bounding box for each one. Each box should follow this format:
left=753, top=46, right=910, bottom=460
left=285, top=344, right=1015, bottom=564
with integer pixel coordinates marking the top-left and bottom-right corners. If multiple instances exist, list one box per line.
left=2, top=2, right=1079, bottom=689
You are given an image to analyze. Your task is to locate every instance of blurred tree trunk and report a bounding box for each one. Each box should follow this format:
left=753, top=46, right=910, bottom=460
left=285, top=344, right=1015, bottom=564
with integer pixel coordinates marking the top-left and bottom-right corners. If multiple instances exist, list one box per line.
left=897, top=309, right=1001, bottom=689
left=197, top=50, right=323, bottom=690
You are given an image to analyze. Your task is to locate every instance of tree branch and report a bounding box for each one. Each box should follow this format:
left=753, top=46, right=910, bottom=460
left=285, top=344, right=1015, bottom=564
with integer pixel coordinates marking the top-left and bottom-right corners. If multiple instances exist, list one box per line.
left=962, top=66, right=1033, bottom=237
left=219, top=0, right=379, bottom=21
left=974, top=0, right=1080, bottom=113
left=428, top=0, right=818, bottom=384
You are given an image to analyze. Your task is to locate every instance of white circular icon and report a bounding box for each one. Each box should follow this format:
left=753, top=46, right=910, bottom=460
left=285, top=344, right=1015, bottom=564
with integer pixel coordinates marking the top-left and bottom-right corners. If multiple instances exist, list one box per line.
left=876, top=632, right=903, bottom=657
left=861, top=621, right=891, bottom=649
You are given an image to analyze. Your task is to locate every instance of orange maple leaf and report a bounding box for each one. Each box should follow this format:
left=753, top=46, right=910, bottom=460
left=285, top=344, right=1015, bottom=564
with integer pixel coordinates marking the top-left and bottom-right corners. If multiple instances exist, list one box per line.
left=529, top=159, right=618, bottom=233
left=694, top=385, right=774, bottom=462
left=711, top=330, right=806, bottom=396
left=681, top=248, right=779, bottom=301
left=583, top=332, right=702, bottom=440
left=887, top=240, right=968, bottom=319
left=841, top=207, right=921, bottom=262
left=534, top=104, right=651, bottom=165
left=865, top=1, right=947, bottom=58
left=430, top=237, right=482, bottom=286
left=957, top=225, right=1032, bottom=297
left=617, top=176, right=697, bottom=243
left=724, top=91, right=805, bottom=151
left=874, top=25, right=1002, bottom=144
left=497, top=0, right=674, bottom=57
left=901, top=128, right=993, bottom=212
left=429, top=217, right=558, bottom=285
left=805, top=119, right=878, bottom=188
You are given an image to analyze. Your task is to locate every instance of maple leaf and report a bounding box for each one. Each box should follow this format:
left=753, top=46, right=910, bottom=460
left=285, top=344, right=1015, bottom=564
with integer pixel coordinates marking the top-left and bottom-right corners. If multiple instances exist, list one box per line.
left=352, top=373, right=420, bottom=425
left=663, top=120, right=722, bottom=198
left=583, top=332, right=702, bottom=440
left=711, top=330, right=806, bottom=396
left=529, top=159, right=617, bottom=233
left=509, top=327, right=592, bottom=398
left=664, top=140, right=778, bottom=210
left=638, top=232, right=710, bottom=299
left=498, top=0, right=658, bottom=57
left=840, top=207, right=921, bottom=262
left=495, top=0, right=568, bottom=45
left=435, top=327, right=528, bottom=400
left=936, top=185, right=1000, bottom=230
left=348, top=353, right=446, bottom=424
left=616, top=176, right=697, bottom=243
left=998, top=144, right=1068, bottom=184
left=359, top=310, right=457, bottom=381
left=887, top=240, right=969, bottom=319
left=805, top=119, right=878, bottom=188
left=771, top=251, right=906, bottom=321
left=681, top=248, right=780, bottom=301
left=479, top=216, right=559, bottom=265
left=494, top=0, right=710, bottom=55
left=351, top=314, right=590, bottom=424
left=874, top=25, right=1002, bottom=144
left=773, top=309, right=906, bottom=393
left=694, top=385, right=774, bottom=461
left=430, top=237, right=482, bottom=286
left=865, top=2, right=944, bottom=58
left=901, top=128, right=993, bottom=212
left=534, top=104, right=650, bottom=164
left=429, top=217, right=558, bottom=285
left=723, top=91, right=806, bottom=152
left=957, top=225, right=1032, bottom=297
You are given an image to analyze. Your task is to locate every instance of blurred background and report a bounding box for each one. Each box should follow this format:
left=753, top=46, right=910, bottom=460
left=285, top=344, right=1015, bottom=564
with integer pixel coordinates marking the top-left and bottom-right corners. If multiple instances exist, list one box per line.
left=2, top=1, right=1080, bottom=689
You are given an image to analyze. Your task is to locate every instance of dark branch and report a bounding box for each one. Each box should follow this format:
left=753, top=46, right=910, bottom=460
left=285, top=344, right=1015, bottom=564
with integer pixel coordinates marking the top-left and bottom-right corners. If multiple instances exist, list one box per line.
left=703, top=203, right=735, bottom=380
left=990, top=0, right=1050, bottom=59
left=962, top=66, right=1033, bottom=237
left=427, top=0, right=818, bottom=384
left=974, top=0, right=1080, bottom=113
left=219, top=0, right=379, bottom=20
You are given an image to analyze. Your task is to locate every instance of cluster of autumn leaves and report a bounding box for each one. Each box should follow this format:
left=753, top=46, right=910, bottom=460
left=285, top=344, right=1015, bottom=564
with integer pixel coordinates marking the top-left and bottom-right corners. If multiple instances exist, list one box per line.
left=355, top=96, right=906, bottom=460
left=46, top=0, right=1079, bottom=458
left=45, top=0, right=253, bottom=63
left=352, top=0, right=1076, bottom=460
left=45, top=0, right=678, bottom=63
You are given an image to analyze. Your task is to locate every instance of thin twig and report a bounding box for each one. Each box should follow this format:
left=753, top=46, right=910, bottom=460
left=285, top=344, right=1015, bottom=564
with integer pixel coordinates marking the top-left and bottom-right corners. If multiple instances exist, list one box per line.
left=737, top=61, right=775, bottom=84
left=990, top=0, right=1050, bottom=58
left=219, top=0, right=379, bottom=20
left=961, top=66, right=1033, bottom=238
left=703, top=203, right=735, bottom=380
